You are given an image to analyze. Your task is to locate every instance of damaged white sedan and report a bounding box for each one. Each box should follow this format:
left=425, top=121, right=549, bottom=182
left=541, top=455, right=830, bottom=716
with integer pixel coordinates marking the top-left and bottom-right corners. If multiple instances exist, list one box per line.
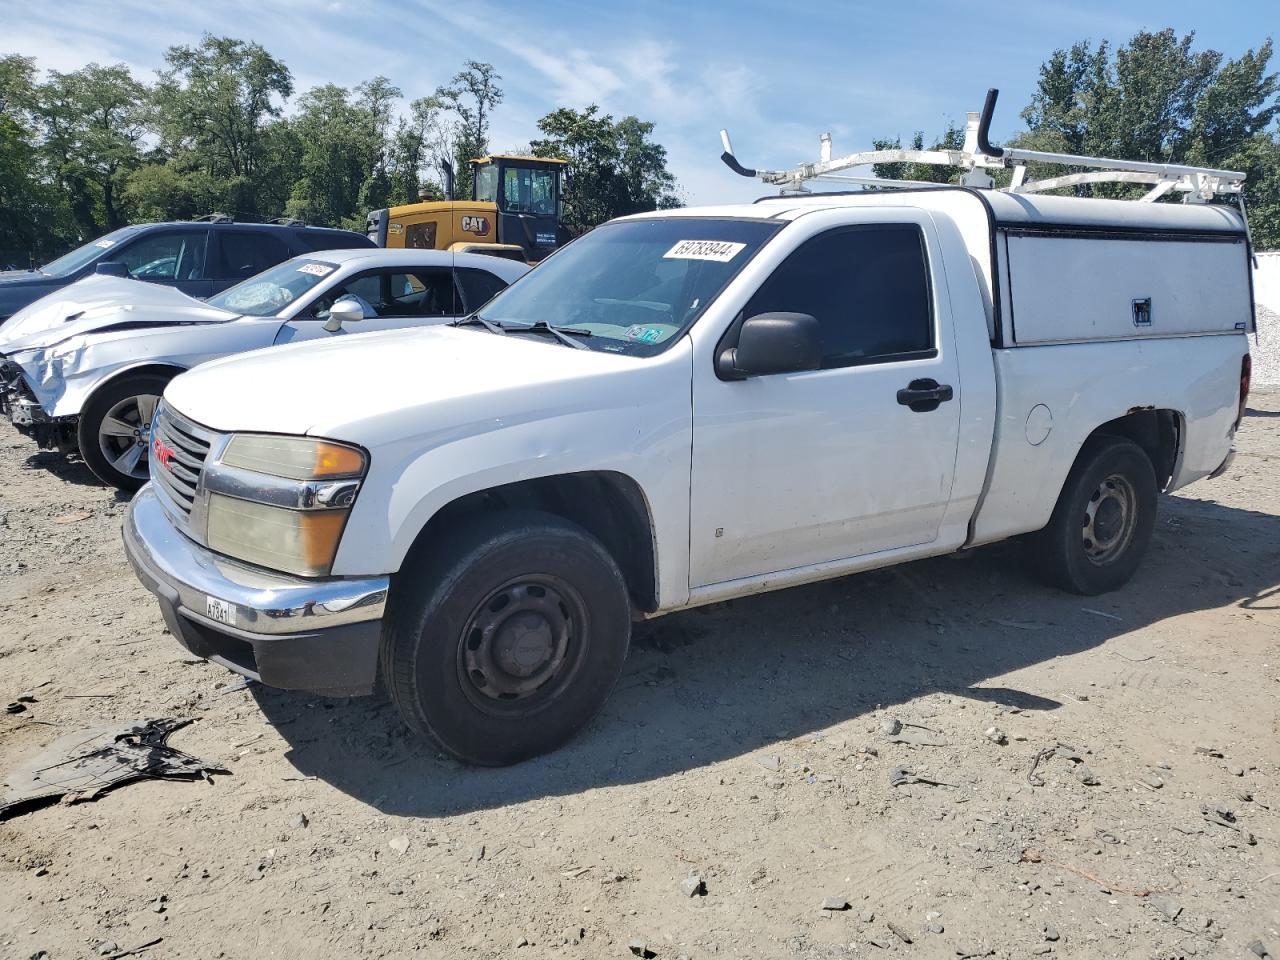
left=0, top=249, right=526, bottom=489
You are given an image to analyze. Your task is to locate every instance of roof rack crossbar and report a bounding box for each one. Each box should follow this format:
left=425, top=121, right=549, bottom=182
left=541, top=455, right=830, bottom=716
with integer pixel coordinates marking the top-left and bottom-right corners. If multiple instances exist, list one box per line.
left=719, top=88, right=1247, bottom=203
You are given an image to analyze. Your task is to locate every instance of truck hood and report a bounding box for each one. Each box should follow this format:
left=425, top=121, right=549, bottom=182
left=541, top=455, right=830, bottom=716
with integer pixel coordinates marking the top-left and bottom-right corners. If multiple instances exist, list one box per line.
left=0, top=275, right=233, bottom=353
left=165, top=325, right=646, bottom=438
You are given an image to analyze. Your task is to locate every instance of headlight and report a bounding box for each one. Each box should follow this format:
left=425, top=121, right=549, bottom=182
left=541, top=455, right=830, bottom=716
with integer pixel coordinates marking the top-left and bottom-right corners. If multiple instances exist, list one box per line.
left=203, top=434, right=368, bottom=577
left=220, top=434, right=366, bottom=480
left=206, top=494, right=348, bottom=578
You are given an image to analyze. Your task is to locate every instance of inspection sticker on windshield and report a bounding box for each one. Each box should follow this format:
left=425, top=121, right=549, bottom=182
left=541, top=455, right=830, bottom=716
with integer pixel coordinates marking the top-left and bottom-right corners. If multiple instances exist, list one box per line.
left=94, top=239, right=115, bottom=248
left=205, top=595, right=236, bottom=627
left=297, top=263, right=335, bottom=277
left=663, top=240, right=746, bottom=262
left=624, top=325, right=665, bottom=343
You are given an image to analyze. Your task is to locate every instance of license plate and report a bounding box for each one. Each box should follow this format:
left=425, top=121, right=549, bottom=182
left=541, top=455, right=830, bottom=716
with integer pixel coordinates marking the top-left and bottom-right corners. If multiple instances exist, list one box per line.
left=205, top=595, right=236, bottom=627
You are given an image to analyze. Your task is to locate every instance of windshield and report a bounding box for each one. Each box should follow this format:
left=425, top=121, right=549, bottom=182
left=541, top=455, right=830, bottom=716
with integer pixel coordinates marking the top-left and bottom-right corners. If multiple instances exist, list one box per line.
left=477, top=218, right=782, bottom=355
left=502, top=166, right=557, bottom=215
left=206, top=259, right=341, bottom=317
left=40, top=227, right=140, bottom=277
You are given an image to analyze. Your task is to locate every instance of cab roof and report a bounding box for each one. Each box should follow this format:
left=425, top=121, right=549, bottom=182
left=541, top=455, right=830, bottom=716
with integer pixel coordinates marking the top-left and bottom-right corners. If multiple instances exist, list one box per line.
left=469, top=154, right=569, bottom=167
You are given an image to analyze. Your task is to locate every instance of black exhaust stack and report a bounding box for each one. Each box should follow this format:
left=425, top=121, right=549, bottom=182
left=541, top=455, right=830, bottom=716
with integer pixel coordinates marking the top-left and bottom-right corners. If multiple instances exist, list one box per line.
left=441, top=159, right=455, bottom=201
left=977, top=88, right=1004, bottom=158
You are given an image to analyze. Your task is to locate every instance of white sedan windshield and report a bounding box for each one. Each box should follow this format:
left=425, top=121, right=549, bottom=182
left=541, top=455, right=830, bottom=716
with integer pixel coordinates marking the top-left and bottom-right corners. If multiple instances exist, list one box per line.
left=207, top=259, right=340, bottom=317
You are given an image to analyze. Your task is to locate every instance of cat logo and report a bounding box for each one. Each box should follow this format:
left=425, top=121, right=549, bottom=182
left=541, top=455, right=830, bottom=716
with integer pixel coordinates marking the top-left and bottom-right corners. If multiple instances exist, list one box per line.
left=461, top=215, right=489, bottom=235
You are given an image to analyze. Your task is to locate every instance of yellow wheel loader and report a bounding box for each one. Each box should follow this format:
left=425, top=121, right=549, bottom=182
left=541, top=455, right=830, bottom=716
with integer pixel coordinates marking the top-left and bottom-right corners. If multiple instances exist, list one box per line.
left=366, top=155, right=569, bottom=264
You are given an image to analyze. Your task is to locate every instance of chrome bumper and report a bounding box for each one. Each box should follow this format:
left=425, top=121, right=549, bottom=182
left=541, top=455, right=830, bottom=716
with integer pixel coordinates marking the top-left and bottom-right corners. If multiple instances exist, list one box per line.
left=123, top=485, right=388, bottom=696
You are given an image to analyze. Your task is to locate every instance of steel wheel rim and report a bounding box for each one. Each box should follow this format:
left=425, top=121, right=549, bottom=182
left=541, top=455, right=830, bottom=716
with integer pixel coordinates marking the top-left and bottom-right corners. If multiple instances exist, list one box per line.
left=455, top=574, right=588, bottom=716
left=1081, top=472, right=1137, bottom=565
left=97, top=393, right=159, bottom=480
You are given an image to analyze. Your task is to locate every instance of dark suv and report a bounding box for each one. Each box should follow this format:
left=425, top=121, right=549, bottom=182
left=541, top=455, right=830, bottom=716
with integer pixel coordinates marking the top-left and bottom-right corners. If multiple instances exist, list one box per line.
left=0, top=218, right=374, bottom=324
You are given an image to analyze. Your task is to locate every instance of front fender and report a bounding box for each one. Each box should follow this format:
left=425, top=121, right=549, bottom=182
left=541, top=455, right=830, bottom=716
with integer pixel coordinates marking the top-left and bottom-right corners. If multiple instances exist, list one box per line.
left=330, top=340, right=695, bottom=611
left=13, top=322, right=276, bottom=418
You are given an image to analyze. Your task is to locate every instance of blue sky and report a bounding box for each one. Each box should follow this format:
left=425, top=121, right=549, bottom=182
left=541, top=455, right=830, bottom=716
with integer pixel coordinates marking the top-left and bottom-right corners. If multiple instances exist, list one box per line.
left=2, top=0, right=1275, bottom=203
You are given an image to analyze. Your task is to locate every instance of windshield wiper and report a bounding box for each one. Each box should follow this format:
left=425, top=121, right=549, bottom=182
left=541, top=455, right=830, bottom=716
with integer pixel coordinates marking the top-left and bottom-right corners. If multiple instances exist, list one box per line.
left=451, top=314, right=507, bottom=335
left=508, top=320, right=592, bottom=350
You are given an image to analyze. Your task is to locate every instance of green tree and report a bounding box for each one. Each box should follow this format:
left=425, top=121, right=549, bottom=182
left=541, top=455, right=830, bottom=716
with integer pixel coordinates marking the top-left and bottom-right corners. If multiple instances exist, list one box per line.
left=871, top=124, right=966, bottom=184
left=354, top=76, right=401, bottom=213
left=0, top=111, right=59, bottom=267
left=0, top=54, right=54, bottom=265
left=122, top=162, right=227, bottom=223
left=1014, top=30, right=1280, bottom=244
left=152, top=35, right=293, bottom=218
left=434, top=61, right=502, bottom=199
left=387, top=94, right=453, bottom=204
left=32, top=63, right=147, bottom=233
left=284, top=79, right=401, bottom=228
left=531, top=104, right=679, bottom=231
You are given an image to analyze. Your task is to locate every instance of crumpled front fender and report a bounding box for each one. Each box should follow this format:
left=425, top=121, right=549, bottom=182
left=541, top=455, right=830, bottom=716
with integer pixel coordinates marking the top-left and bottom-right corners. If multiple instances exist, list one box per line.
left=11, top=338, right=175, bottom=419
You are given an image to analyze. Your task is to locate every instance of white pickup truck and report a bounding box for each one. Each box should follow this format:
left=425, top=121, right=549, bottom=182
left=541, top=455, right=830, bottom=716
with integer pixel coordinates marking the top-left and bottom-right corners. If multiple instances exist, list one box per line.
left=122, top=184, right=1254, bottom=765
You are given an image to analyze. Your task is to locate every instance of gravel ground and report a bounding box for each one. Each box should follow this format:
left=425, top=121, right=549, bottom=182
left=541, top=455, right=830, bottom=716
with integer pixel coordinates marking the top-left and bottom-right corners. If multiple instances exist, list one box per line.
left=1254, top=254, right=1280, bottom=386
left=1, top=392, right=1278, bottom=960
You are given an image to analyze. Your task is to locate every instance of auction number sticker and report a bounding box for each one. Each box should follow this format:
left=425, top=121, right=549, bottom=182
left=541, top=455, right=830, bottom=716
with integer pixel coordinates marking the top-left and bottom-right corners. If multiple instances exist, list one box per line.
left=663, top=240, right=746, bottom=262
left=205, top=595, right=236, bottom=627
left=297, top=262, right=335, bottom=277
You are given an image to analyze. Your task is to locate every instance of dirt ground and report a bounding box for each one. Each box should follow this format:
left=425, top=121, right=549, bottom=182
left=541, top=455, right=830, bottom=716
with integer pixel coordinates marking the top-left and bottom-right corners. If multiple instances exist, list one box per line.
left=0, top=394, right=1277, bottom=960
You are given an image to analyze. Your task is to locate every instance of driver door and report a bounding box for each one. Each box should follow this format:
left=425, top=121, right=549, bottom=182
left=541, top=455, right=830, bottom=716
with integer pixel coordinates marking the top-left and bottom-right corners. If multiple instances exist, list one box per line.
left=688, top=217, right=962, bottom=587
left=273, top=266, right=462, bottom=344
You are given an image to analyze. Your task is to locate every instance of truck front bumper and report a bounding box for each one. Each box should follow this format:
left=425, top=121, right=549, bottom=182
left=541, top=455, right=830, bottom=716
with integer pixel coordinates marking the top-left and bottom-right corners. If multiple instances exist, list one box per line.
left=123, top=485, right=388, bottom=697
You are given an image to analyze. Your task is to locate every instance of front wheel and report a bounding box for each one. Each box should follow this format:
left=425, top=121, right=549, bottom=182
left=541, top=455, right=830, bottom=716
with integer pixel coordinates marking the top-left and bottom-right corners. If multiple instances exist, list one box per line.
left=1030, top=436, right=1158, bottom=595
left=78, top=373, right=172, bottom=491
left=382, top=510, right=632, bottom=765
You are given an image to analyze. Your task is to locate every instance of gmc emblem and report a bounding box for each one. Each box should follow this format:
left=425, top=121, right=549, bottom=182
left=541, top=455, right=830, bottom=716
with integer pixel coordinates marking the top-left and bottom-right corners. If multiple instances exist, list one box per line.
left=153, top=436, right=177, bottom=472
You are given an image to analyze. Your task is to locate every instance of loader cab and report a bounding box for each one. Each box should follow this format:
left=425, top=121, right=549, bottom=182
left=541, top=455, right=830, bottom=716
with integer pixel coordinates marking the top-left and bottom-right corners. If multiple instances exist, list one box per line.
left=471, top=155, right=568, bottom=262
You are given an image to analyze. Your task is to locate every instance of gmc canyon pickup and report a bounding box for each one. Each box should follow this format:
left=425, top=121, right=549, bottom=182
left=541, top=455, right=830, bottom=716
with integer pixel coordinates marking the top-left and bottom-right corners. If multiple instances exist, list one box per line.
left=122, top=188, right=1253, bottom=765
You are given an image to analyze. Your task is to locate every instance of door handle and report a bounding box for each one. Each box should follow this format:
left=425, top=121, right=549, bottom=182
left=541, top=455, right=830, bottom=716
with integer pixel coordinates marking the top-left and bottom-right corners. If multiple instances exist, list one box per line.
left=896, top=378, right=954, bottom=413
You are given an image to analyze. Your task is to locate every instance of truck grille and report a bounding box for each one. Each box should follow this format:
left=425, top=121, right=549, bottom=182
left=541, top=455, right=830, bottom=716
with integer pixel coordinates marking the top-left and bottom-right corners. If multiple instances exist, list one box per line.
left=150, top=404, right=217, bottom=524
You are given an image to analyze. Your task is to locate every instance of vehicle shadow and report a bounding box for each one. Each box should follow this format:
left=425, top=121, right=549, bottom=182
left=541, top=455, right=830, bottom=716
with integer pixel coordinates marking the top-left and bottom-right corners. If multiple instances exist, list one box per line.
left=252, top=492, right=1279, bottom=819
left=24, top=450, right=103, bottom=487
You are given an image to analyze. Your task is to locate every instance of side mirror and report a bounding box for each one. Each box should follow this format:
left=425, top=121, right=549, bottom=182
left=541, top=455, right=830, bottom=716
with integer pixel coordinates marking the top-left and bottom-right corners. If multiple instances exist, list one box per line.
left=95, top=261, right=129, bottom=278
left=323, top=297, right=364, bottom=333
left=716, top=312, right=822, bottom=379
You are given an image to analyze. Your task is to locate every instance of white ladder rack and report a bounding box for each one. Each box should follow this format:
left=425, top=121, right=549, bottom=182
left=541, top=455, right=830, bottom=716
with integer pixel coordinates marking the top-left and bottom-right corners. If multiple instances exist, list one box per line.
left=719, top=89, right=1246, bottom=203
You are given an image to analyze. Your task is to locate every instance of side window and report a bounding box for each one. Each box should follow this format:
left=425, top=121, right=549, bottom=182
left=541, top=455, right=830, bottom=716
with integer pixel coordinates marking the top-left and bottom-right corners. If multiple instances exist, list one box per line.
left=456, top=267, right=509, bottom=313
left=405, top=221, right=438, bottom=250
left=215, top=231, right=290, bottom=281
left=393, top=268, right=458, bottom=316
left=306, top=268, right=459, bottom=319
left=746, top=225, right=933, bottom=368
left=309, top=271, right=384, bottom=319
left=115, top=231, right=208, bottom=281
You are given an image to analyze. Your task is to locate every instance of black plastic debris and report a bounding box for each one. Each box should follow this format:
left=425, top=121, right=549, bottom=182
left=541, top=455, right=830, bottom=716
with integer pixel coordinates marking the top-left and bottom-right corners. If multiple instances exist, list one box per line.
left=0, top=718, right=227, bottom=819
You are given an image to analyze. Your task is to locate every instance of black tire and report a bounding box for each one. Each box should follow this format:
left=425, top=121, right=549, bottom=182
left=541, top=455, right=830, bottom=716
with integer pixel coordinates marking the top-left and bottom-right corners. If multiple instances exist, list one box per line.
left=1030, top=436, right=1158, bottom=595
left=382, top=510, right=631, bottom=765
left=78, top=373, right=172, bottom=492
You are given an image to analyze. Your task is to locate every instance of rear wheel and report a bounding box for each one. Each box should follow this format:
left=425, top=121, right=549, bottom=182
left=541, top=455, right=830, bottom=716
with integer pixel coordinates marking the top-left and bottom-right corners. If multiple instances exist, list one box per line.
left=1030, top=436, right=1158, bottom=595
left=382, top=510, right=631, bottom=765
left=78, top=373, right=171, bottom=492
